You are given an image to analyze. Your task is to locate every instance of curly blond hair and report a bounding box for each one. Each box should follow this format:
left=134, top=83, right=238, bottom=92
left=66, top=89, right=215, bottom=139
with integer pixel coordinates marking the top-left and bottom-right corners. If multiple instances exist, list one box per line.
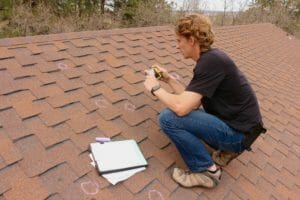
left=175, top=14, right=214, bottom=53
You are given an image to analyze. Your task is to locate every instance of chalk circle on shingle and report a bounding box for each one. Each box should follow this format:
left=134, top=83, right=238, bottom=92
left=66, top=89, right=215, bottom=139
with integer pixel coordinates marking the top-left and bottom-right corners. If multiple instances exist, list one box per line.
left=169, top=72, right=180, bottom=81
left=124, top=102, right=136, bottom=112
left=57, top=62, right=69, bottom=70
left=86, top=64, right=93, bottom=70
left=80, top=181, right=99, bottom=195
left=95, top=98, right=109, bottom=108
left=148, top=190, right=164, bottom=200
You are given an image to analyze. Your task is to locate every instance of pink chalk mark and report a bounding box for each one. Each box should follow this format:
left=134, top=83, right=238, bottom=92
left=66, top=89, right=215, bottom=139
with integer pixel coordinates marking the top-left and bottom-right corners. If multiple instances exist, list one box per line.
left=124, top=102, right=136, bottom=112
left=80, top=181, right=99, bottom=195
left=95, top=98, right=109, bottom=108
left=58, top=62, right=69, bottom=70
left=148, top=190, right=164, bottom=200
left=169, top=72, right=180, bottom=80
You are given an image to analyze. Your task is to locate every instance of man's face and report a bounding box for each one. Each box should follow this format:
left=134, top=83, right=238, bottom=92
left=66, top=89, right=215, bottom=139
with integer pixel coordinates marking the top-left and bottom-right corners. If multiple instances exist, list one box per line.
left=176, top=35, right=194, bottom=59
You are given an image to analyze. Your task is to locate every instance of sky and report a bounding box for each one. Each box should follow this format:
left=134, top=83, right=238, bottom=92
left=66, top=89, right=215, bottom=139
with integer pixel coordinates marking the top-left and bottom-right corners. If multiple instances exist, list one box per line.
left=167, top=0, right=251, bottom=12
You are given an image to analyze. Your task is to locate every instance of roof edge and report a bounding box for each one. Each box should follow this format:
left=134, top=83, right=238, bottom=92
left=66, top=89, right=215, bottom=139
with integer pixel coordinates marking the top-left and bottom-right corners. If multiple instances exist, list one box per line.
left=214, top=22, right=273, bottom=29
left=0, top=23, right=296, bottom=47
left=0, top=25, right=174, bottom=47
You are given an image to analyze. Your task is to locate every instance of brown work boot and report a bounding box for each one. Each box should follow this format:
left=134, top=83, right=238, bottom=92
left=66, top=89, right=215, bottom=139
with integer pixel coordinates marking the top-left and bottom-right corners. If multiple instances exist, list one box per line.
left=212, top=150, right=240, bottom=167
left=172, top=167, right=221, bottom=188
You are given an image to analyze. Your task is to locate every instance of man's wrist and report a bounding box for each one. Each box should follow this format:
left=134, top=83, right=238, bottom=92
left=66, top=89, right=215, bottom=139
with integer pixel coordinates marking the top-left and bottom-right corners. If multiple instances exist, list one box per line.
left=164, top=77, right=171, bottom=84
left=151, top=84, right=161, bottom=96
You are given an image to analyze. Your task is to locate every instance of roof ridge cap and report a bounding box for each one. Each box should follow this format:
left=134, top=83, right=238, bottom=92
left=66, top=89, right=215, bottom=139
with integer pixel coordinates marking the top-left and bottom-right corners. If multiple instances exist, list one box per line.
left=214, top=22, right=274, bottom=29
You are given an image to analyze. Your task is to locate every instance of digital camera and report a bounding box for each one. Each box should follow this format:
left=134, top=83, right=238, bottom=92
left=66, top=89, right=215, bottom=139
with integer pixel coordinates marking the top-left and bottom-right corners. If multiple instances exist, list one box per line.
left=145, top=66, right=163, bottom=80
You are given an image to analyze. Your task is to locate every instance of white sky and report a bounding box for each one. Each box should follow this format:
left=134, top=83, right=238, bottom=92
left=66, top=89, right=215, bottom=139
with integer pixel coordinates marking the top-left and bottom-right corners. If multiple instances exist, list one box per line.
left=167, top=0, right=251, bottom=11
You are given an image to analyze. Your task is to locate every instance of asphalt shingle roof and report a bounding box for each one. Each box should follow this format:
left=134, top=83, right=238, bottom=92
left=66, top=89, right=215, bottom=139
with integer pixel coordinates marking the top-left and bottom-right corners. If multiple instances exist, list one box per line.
left=0, top=23, right=299, bottom=200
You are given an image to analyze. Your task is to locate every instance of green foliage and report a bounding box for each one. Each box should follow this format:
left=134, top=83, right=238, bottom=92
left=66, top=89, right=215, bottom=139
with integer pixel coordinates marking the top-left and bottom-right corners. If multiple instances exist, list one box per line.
left=232, top=0, right=300, bottom=35
left=0, top=0, right=176, bottom=38
left=121, top=0, right=174, bottom=26
left=122, top=0, right=140, bottom=21
left=0, top=0, right=13, bottom=20
left=255, top=0, right=276, bottom=8
left=49, top=0, right=101, bottom=17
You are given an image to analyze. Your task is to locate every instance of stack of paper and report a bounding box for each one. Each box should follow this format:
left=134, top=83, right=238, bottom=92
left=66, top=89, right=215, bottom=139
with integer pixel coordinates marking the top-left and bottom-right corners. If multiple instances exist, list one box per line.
left=89, top=139, right=148, bottom=185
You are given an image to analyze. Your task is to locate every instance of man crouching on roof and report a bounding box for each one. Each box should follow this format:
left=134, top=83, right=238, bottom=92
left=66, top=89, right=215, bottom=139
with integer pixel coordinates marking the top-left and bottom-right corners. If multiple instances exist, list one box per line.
left=143, top=13, right=265, bottom=188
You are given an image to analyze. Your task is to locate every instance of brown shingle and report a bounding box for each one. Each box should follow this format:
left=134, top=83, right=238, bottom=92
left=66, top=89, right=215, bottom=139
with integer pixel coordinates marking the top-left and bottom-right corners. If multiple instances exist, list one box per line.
left=135, top=180, right=171, bottom=200
left=0, top=109, right=32, bottom=141
left=123, top=170, right=155, bottom=194
left=122, top=82, right=145, bottom=96
left=14, top=52, right=41, bottom=66
left=0, top=171, right=11, bottom=195
left=41, top=50, right=69, bottom=61
left=13, top=100, right=42, bottom=120
left=63, top=66, right=84, bottom=79
left=67, top=113, right=97, bottom=134
left=39, top=107, right=69, bottom=127
left=120, top=106, right=149, bottom=126
left=96, top=118, right=122, bottom=138
left=105, top=53, right=125, bottom=68
left=47, top=92, right=78, bottom=108
left=0, top=71, right=21, bottom=95
left=25, top=118, right=69, bottom=148
left=69, top=128, right=99, bottom=152
left=141, top=120, right=170, bottom=149
left=4, top=59, right=38, bottom=79
left=108, top=184, right=135, bottom=200
left=55, top=75, right=83, bottom=92
left=0, top=130, right=22, bottom=165
left=4, top=177, right=50, bottom=200
left=0, top=95, right=12, bottom=111
left=95, top=98, right=121, bottom=120
left=26, top=44, right=43, bottom=55
left=15, top=135, right=63, bottom=177
left=36, top=61, right=60, bottom=73
left=98, top=84, right=126, bottom=103
left=170, top=187, right=199, bottom=200
left=122, top=70, right=144, bottom=84
left=146, top=157, right=178, bottom=192
left=40, top=163, right=78, bottom=194
left=0, top=47, right=14, bottom=59
left=53, top=41, right=68, bottom=51
left=240, top=175, right=272, bottom=199
left=121, top=124, right=148, bottom=142
left=48, top=140, right=89, bottom=177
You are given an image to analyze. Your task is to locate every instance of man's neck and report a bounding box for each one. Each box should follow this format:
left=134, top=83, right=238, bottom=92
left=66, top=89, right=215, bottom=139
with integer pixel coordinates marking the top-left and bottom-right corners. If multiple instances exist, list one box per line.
left=191, top=46, right=201, bottom=61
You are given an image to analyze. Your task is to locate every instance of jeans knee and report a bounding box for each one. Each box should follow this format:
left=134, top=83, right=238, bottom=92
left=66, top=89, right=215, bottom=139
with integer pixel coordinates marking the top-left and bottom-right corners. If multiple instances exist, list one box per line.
left=158, top=108, right=176, bottom=129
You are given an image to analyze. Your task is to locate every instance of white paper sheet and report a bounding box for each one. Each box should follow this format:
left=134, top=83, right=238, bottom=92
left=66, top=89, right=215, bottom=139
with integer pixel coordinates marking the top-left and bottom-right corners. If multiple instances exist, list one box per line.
left=102, top=167, right=146, bottom=185
left=89, top=153, right=145, bottom=185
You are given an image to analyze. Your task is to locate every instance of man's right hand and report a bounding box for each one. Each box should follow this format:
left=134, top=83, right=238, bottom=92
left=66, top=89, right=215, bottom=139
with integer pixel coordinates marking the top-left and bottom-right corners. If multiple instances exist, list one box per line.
left=152, top=64, right=171, bottom=83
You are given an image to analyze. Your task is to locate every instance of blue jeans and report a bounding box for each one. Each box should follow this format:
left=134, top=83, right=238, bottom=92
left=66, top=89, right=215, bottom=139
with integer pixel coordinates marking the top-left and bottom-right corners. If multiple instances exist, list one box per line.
left=159, top=108, right=245, bottom=172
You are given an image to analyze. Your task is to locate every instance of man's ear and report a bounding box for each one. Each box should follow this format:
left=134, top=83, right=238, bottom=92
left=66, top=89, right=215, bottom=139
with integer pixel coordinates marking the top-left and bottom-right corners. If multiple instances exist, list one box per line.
left=188, top=36, right=196, bottom=46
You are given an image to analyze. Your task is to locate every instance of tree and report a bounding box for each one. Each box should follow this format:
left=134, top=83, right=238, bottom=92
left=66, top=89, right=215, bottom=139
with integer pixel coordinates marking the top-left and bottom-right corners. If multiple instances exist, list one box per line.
left=180, top=0, right=208, bottom=12
left=235, top=0, right=300, bottom=34
left=0, top=0, right=13, bottom=20
left=121, top=0, right=174, bottom=26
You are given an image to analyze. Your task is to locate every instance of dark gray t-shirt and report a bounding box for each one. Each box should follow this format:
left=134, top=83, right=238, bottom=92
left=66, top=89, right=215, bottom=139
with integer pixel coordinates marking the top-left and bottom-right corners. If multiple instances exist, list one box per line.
left=186, top=48, right=262, bottom=133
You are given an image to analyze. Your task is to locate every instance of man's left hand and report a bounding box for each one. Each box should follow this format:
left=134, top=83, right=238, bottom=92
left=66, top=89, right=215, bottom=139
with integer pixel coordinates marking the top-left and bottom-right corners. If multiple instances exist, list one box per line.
left=144, top=75, right=160, bottom=92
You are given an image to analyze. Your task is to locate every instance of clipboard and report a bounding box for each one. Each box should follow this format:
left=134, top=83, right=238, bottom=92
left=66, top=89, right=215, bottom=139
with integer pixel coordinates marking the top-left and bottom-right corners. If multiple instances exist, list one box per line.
left=90, top=139, right=148, bottom=174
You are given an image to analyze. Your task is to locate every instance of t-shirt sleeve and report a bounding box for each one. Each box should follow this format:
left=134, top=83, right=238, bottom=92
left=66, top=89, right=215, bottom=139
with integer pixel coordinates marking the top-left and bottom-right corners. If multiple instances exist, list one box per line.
left=185, top=55, right=225, bottom=98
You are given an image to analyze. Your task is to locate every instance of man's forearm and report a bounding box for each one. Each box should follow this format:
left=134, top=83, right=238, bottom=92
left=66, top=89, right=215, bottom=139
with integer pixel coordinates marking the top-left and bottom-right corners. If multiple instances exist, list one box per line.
left=167, top=77, right=185, bottom=94
left=153, top=87, right=202, bottom=116
left=153, top=87, right=182, bottom=113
